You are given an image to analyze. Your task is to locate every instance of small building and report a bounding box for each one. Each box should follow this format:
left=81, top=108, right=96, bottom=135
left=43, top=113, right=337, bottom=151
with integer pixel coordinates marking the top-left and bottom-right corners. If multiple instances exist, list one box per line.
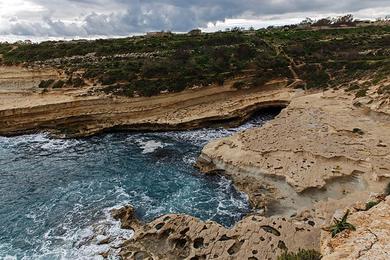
left=188, top=29, right=202, bottom=36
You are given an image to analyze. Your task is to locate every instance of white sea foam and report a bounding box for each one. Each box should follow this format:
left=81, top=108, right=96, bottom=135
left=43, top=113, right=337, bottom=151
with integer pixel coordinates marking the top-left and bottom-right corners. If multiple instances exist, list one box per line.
left=182, top=155, right=196, bottom=165
left=40, top=138, right=80, bottom=151
left=21, top=204, right=134, bottom=260
left=0, top=133, right=81, bottom=152
left=135, top=139, right=165, bottom=154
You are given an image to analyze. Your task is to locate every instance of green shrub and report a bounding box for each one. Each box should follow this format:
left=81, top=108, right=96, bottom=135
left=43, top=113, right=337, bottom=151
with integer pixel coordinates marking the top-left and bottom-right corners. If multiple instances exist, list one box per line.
left=38, top=79, right=55, bottom=88
left=324, top=210, right=356, bottom=237
left=233, top=81, right=246, bottom=89
left=365, top=201, right=379, bottom=210
left=277, top=249, right=322, bottom=260
left=2, top=24, right=390, bottom=97
left=352, top=128, right=364, bottom=135
left=52, top=80, right=65, bottom=89
left=346, top=84, right=360, bottom=92
left=355, top=88, right=368, bottom=98
left=72, top=77, right=85, bottom=88
left=377, top=85, right=390, bottom=95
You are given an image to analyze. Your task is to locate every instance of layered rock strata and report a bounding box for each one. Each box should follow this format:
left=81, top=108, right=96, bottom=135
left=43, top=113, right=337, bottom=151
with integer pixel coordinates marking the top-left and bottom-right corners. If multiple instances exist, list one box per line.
left=0, top=65, right=293, bottom=137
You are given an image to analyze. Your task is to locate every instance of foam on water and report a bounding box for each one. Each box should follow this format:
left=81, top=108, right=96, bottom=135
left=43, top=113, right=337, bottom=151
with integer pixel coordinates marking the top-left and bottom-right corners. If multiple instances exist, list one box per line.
left=134, top=138, right=168, bottom=154
left=0, top=108, right=281, bottom=259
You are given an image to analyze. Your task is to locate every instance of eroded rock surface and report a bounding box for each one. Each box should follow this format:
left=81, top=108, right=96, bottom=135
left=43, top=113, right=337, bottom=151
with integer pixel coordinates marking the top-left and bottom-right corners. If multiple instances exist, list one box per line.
left=321, top=196, right=390, bottom=260
left=116, top=208, right=319, bottom=260
left=197, top=89, right=390, bottom=213
left=0, top=65, right=61, bottom=91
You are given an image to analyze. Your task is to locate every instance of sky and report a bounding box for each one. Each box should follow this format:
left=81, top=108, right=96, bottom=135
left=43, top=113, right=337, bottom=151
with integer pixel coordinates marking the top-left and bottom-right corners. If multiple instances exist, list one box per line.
left=0, top=0, right=390, bottom=41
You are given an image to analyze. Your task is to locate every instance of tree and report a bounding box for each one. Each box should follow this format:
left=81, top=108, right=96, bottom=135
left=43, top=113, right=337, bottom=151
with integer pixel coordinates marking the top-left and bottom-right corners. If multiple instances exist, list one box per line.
left=334, top=14, right=355, bottom=26
left=300, top=17, right=314, bottom=26
left=313, top=18, right=332, bottom=27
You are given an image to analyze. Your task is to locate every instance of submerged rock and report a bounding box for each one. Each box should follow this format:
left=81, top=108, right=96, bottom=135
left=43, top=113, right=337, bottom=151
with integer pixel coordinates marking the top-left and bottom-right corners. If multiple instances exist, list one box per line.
left=111, top=206, right=141, bottom=230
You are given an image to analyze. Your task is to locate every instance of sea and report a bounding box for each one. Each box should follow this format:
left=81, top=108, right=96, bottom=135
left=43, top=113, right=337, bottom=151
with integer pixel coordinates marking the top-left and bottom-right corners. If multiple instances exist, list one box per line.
left=0, top=108, right=280, bottom=259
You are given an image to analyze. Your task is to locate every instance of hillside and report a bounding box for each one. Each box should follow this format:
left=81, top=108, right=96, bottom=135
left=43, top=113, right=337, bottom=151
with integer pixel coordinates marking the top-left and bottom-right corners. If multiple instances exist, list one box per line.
left=1, top=25, right=389, bottom=98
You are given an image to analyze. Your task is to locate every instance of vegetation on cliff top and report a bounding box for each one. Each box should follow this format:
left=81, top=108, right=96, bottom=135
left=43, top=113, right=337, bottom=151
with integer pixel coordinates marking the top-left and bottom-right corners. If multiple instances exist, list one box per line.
left=0, top=18, right=389, bottom=97
left=324, top=210, right=356, bottom=238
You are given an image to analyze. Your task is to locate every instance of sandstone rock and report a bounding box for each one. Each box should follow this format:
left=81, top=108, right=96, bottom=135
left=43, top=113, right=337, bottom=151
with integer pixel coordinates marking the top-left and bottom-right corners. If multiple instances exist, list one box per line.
left=111, top=205, right=141, bottom=230
left=0, top=67, right=294, bottom=138
left=116, top=211, right=320, bottom=260
left=321, top=196, right=390, bottom=260
left=197, top=89, right=390, bottom=217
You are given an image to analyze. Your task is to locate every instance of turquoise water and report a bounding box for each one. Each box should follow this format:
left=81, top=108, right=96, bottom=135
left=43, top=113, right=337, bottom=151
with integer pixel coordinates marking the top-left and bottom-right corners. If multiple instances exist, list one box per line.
left=0, top=109, right=279, bottom=259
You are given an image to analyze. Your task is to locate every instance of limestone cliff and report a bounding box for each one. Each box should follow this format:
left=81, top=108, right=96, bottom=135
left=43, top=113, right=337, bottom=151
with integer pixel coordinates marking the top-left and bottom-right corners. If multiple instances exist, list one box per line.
left=321, top=196, right=390, bottom=260
left=0, top=65, right=293, bottom=137
left=197, top=88, right=390, bottom=217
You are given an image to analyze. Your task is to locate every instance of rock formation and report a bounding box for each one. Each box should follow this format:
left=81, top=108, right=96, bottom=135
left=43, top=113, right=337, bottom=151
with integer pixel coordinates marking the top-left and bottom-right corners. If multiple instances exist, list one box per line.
left=114, top=207, right=319, bottom=260
left=1, top=64, right=390, bottom=259
left=197, top=88, right=390, bottom=217
left=0, top=66, right=293, bottom=137
left=321, top=196, right=390, bottom=260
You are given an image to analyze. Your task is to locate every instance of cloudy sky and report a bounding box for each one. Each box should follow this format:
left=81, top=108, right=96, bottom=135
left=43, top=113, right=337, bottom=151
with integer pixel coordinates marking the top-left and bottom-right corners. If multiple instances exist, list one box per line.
left=0, top=0, right=390, bottom=40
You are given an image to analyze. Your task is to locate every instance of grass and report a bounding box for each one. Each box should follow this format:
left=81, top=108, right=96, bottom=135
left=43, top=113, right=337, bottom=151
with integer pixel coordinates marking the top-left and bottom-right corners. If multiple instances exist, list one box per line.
left=324, top=210, right=356, bottom=237
left=277, top=249, right=322, bottom=260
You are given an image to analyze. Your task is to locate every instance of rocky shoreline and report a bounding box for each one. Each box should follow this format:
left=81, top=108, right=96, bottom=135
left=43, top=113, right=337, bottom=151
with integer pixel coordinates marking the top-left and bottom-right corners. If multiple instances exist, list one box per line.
left=99, top=85, right=389, bottom=259
left=111, top=206, right=320, bottom=260
left=109, top=86, right=390, bottom=259
left=196, top=88, right=390, bottom=215
left=2, top=64, right=390, bottom=259
left=109, top=194, right=390, bottom=259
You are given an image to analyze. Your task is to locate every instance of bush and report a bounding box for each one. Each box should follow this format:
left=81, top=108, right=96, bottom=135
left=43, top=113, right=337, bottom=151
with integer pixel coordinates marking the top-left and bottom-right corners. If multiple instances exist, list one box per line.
left=3, top=25, right=390, bottom=97
left=277, top=249, right=322, bottom=260
left=377, top=85, right=390, bottom=95
left=352, top=128, right=364, bottom=135
left=233, top=81, right=246, bottom=89
left=365, top=201, right=379, bottom=210
left=324, top=210, right=356, bottom=237
left=72, top=77, right=85, bottom=88
left=252, top=71, right=272, bottom=87
left=52, top=80, right=65, bottom=89
left=346, top=84, right=360, bottom=92
left=355, top=88, right=368, bottom=98
left=38, top=79, right=55, bottom=88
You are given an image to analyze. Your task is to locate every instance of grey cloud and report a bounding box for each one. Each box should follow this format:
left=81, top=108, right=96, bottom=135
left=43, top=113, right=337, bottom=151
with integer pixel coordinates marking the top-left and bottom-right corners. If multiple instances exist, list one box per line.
left=2, top=0, right=390, bottom=37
